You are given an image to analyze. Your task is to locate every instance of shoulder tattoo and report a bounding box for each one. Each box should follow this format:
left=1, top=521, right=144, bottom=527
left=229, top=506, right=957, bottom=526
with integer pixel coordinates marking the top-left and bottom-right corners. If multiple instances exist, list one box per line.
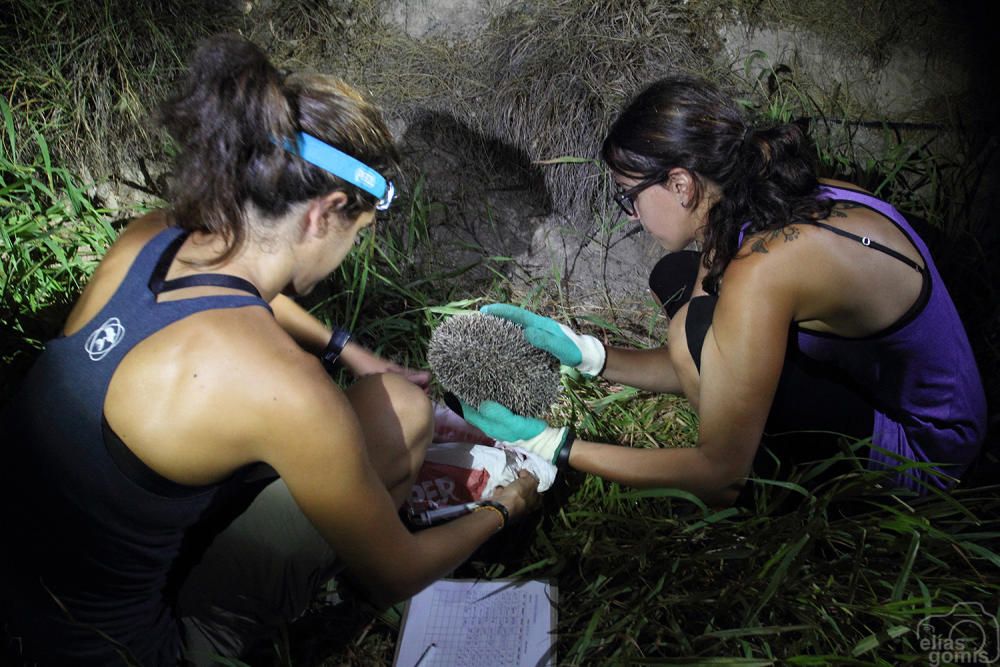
left=829, top=201, right=862, bottom=218
left=750, top=226, right=800, bottom=254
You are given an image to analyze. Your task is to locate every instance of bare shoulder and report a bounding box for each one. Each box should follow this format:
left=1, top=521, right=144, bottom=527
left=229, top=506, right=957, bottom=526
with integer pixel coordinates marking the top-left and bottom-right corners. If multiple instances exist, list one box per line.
left=225, top=313, right=361, bottom=450
left=65, top=210, right=171, bottom=335
left=724, top=223, right=830, bottom=317
left=107, top=307, right=357, bottom=485
left=816, top=178, right=888, bottom=220
left=739, top=224, right=809, bottom=259
left=216, top=315, right=368, bottom=477
left=818, top=177, right=873, bottom=194
left=102, top=210, right=171, bottom=262
left=198, top=310, right=347, bottom=423
left=733, top=220, right=835, bottom=286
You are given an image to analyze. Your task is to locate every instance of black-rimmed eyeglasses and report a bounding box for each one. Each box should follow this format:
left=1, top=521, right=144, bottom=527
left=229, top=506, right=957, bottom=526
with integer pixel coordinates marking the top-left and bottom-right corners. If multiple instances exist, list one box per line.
left=612, top=178, right=660, bottom=217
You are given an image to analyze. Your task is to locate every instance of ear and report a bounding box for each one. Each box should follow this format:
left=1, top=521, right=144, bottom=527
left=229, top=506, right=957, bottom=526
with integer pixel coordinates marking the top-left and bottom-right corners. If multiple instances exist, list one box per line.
left=665, top=168, right=696, bottom=202
left=304, top=191, right=350, bottom=238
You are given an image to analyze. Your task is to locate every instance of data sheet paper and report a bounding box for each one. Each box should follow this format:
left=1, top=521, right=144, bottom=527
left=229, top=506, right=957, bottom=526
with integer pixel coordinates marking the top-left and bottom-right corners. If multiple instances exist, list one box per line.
left=393, top=578, right=556, bottom=667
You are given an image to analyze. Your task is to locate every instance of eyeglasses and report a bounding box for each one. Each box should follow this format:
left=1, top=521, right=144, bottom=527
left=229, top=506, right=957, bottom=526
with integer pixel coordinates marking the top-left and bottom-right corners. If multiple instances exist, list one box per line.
left=612, top=178, right=661, bottom=217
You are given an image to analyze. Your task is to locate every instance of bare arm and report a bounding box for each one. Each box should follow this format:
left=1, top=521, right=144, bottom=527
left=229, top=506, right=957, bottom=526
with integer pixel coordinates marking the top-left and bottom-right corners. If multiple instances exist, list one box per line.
left=565, top=251, right=797, bottom=507
left=567, top=438, right=742, bottom=506
left=248, top=361, right=534, bottom=607
left=269, top=293, right=334, bottom=354
left=589, top=254, right=708, bottom=394
left=601, top=345, right=682, bottom=394
left=270, top=294, right=430, bottom=386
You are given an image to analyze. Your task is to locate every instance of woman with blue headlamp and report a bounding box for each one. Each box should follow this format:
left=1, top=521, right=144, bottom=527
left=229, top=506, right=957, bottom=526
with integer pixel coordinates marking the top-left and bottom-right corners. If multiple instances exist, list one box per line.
left=0, top=34, right=540, bottom=666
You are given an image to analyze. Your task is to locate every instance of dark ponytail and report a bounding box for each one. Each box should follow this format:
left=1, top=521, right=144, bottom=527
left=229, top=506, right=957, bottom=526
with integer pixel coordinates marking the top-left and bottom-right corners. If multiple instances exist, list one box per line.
left=160, top=34, right=398, bottom=264
left=601, top=75, right=831, bottom=294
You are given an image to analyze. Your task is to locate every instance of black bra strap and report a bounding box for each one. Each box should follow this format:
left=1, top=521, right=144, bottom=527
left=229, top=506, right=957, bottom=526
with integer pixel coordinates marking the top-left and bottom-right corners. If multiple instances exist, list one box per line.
left=809, top=221, right=925, bottom=274
left=148, top=231, right=262, bottom=299
left=158, top=273, right=262, bottom=299
left=149, top=232, right=187, bottom=293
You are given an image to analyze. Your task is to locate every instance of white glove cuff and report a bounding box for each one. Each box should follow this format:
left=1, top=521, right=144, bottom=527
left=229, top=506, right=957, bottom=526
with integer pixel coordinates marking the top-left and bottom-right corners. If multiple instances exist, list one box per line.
left=509, top=426, right=568, bottom=465
left=559, top=324, right=606, bottom=376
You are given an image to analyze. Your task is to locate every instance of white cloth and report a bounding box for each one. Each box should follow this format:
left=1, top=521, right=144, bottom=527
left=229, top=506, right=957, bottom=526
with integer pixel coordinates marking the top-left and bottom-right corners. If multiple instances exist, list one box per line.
left=426, top=402, right=557, bottom=498
left=423, top=441, right=557, bottom=496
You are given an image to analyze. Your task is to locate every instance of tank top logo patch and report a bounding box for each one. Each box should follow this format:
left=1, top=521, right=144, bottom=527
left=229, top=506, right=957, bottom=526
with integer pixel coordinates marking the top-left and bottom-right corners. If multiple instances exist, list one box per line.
left=85, top=317, right=125, bottom=361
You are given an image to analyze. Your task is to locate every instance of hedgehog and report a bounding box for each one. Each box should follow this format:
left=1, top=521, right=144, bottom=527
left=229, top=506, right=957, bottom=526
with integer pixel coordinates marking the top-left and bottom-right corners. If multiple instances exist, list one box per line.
left=428, top=313, right=562, bottom=419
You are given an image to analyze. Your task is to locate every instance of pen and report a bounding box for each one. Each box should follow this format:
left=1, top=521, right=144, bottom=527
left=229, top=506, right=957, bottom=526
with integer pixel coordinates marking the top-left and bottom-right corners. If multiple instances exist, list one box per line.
left=414, top=641, right=437, bottom=666
left=409, top=502, right=479, bottom=526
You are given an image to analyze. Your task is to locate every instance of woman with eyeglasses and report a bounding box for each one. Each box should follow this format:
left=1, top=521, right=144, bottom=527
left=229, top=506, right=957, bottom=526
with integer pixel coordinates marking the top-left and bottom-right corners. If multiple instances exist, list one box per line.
left=0, top=35, right=539, bottom=666
left=457, top=74, right=986, bottom=508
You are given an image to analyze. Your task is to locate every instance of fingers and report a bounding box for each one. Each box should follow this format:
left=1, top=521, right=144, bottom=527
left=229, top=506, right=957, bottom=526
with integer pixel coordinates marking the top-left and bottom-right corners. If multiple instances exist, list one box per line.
left=481, top=303, right=539, bottom=327
left=516, top=468, right=540, bottom=489
left=454, top=398, right=515, bottom=422
left=494, top=471, right=538, bottom=496
left=503, top=470, right=539, bottom=497
left=493, top=470, right=542, bottom=516
left=458, top=402, right=488, bottom=431
left=460, top=403, right=516, bottom=442
left=478, top=401, right=547, bottom=441
left=406, top=369, right=432, bottom=392
left=461, top=399, right=557, bottom=443
left=385, top=363, right=432, bottom=392
left=482, top=304, right=580, bottom=366
left=524, top=327, right=581, bottom=366
left=478, top=400, right=516, bottom=420
left=513, top=470, right=541, bottom=510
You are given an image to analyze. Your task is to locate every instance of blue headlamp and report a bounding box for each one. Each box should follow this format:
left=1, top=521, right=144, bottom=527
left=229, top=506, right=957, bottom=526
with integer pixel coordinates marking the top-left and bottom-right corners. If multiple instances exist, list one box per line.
left=280, top=132, right=395, bottom=211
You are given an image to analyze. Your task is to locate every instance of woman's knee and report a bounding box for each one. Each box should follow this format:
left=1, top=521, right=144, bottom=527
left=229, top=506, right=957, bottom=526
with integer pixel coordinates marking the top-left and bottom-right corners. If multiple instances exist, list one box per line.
left=346, top=373, right=432, bottom=497
left=382, top=372, right=434, bottom=446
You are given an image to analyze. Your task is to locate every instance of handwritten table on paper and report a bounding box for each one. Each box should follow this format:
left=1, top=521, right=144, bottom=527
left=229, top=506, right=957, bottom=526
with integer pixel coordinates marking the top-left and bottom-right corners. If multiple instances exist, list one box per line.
left=393, top=578, right=556, bottom=667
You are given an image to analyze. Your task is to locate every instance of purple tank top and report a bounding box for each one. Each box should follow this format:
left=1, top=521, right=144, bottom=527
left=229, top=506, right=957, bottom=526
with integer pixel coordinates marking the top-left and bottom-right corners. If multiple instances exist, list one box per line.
left=767, top=186, right=986, bottom=490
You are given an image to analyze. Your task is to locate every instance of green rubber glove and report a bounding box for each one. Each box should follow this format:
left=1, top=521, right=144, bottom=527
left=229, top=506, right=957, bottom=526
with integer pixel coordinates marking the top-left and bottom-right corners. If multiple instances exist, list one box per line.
left=458, top=399, right=574, bottom=468
left=481, top=303, right=606, bottom=377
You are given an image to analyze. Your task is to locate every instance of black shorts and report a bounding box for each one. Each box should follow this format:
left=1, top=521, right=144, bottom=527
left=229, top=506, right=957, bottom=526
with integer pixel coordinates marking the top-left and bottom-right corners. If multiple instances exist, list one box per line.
left=649, top=251, right=874, bottom=484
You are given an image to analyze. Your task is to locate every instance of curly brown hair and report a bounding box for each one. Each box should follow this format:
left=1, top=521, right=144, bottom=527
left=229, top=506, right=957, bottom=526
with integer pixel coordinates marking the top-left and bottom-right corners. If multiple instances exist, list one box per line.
left=601, top=75, right=832, bottom=294
left=159, top=34, right=399, bottom=264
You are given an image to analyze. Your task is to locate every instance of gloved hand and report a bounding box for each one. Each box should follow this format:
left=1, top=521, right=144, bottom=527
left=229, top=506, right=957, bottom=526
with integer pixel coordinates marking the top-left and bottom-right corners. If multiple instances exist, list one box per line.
left=455, top=398, right=575, bottom=470
left=481, top=303, right=606, bottom=377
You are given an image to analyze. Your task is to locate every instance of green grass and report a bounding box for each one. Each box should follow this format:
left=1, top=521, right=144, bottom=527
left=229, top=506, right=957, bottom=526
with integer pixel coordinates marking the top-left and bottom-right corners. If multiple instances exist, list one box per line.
left=276, top=418, right=999, bottom=666
left=272, top=163, right=999, bottom=665
left=0, top=97, right=119, bottom=399
left=537, top=468, right=1000, bottom=664
left=0, top=0, right=237, bottom=182
left=302, top=174, right=514, bottom=377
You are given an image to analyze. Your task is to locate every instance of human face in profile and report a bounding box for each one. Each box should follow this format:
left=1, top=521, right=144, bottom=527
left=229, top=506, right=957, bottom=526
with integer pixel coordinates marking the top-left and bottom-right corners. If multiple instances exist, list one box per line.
left=612, top=169, right=703, bottom=252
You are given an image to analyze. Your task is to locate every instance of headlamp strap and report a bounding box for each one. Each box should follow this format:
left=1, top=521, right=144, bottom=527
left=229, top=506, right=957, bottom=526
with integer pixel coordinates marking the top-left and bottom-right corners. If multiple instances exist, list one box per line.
left=281, top=132, right=388, bottom=202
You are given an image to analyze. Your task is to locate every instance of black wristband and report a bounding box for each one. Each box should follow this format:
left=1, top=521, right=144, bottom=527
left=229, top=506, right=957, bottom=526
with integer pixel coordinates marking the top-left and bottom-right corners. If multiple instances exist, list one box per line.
left=555, top=428, right=576, bottom=471
left=321, top=327, right=352, bottom=373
